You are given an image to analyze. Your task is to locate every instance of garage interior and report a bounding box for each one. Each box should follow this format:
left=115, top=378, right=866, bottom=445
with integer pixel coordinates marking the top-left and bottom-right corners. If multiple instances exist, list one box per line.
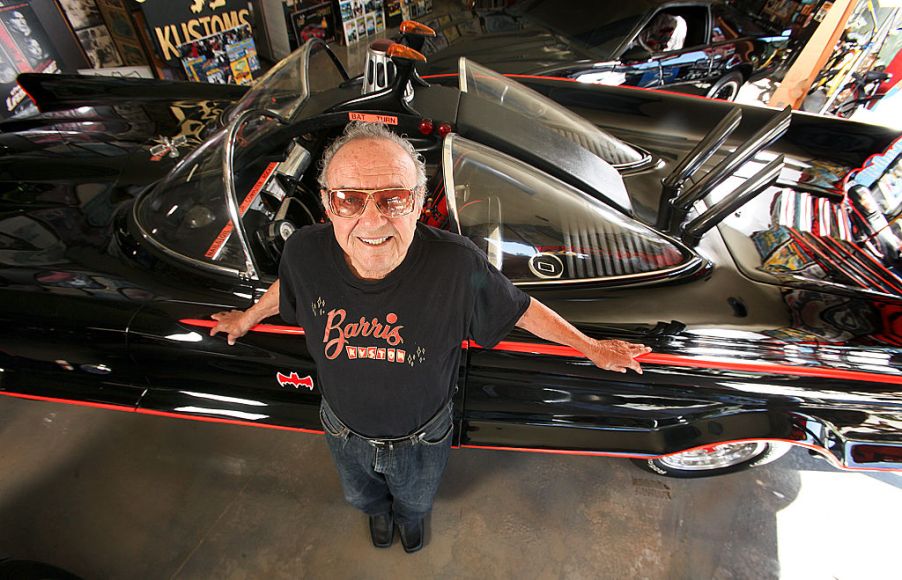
left=2, top=0, right=901, bottom=578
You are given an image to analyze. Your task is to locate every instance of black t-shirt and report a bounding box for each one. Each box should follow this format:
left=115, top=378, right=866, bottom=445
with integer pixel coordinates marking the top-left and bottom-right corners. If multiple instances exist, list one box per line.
left=278, top=222, right=531, bottom=438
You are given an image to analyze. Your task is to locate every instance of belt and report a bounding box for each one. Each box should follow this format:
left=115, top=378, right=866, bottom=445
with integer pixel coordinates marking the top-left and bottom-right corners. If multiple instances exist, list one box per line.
left=320, top=398, right=453, bottom=448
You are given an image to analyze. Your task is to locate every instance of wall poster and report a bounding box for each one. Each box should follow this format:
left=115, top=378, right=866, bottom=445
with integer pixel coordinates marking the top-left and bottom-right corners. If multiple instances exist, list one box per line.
left=0, top=1, right=62, bottom=118
left=179, top=24, right=259, bottom=85
left=289, top=1, right=335, bottom=48
left=95, top=0, right=149, bottom=67
left=139, top=0, right=252, bottom=69
left=337, top=0, right=384, bottom=45
left=76, top=23, right=121, bottom=67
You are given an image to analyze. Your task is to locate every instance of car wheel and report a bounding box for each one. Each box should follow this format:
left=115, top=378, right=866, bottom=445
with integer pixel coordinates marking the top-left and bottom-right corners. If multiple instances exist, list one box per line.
left=706, top=72, right=744, bottom=101
left=631, top=441, right=792, bottom=478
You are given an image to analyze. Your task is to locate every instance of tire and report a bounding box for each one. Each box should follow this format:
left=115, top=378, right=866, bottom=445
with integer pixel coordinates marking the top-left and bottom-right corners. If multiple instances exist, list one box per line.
left=706, top=71, right=744, bottom=101
left=631, top=441, right=792, bottom=478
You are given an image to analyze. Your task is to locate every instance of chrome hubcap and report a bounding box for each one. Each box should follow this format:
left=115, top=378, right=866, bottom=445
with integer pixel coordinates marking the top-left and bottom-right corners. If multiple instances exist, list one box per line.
left=713, top=81, right=739, bottom=100
left=658, top=442, right=766, bottom=471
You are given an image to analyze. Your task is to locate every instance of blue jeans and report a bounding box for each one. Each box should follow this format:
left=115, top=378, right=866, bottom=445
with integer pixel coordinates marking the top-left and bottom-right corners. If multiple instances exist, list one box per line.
left=320, top=400, right=453, bottom=524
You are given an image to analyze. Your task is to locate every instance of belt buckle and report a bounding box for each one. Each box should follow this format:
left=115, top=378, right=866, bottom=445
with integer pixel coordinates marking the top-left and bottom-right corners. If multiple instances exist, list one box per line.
left=367, top=437, right=393, bottom=450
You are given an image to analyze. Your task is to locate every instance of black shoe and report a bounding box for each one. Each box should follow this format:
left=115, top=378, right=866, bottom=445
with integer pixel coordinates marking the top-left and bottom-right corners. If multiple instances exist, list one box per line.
left=398, top=518, right=424, bottom=553
left=369, top=512, right=394, bottom=548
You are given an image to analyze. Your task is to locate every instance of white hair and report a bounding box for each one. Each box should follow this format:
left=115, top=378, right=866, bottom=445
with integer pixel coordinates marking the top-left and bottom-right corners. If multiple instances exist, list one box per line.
left=317, top=122, right=428, bottom=196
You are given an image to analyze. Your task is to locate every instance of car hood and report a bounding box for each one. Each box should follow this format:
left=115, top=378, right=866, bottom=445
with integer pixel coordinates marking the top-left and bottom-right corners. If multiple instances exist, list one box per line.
left=423, top=18, right=599, bottom=76
left=0, top=93, right=236, bottom=188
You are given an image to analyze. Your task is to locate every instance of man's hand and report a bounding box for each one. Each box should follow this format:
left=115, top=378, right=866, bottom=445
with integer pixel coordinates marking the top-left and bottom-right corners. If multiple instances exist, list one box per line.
left=210, top=310, right=254, bottom=345
left=585, top=339, right=652, bottom=375
left=208, top=280, right=282, bottom=346
left=516, top=298, right=652, bottom=374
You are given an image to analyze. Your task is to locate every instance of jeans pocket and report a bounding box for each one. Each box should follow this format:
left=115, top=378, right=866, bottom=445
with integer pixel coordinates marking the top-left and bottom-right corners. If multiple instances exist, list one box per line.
left=319, top=404, right=348, bottom=439
left=419, top=418, right=453, bottom=446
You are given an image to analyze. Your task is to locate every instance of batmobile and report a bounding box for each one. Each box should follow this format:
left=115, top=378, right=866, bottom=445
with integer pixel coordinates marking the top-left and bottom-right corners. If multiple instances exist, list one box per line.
left=419, top=0, right=793, bottom=101
left=2, top=34, right=902, bottom=479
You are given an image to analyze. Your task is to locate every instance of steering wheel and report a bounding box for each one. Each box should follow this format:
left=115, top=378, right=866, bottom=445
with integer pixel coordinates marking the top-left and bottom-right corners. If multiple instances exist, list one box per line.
left=256, top=196, right=316, bottom=264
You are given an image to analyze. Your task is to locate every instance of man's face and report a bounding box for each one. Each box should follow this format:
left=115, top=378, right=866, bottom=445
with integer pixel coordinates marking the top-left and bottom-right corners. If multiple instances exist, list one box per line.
left=323, top=137, right=421, bottom=280
left=9, top=12, right=29, bottom=36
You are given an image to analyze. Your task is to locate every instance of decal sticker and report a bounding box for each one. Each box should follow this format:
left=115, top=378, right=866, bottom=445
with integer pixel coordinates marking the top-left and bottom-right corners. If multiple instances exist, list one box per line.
left=349, top=112, right=398, bottom=125
left=205, top=161, right=279, bottom=259
left=149, top=134, right=189, bottom=159
left=528, top=253, right=564, bottom=279
left=276, top=372, right=314, bottom=390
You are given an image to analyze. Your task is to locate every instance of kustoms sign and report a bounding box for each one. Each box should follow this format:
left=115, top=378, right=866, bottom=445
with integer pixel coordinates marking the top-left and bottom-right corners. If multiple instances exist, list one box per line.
left=138, top=0, right=251, bottom=66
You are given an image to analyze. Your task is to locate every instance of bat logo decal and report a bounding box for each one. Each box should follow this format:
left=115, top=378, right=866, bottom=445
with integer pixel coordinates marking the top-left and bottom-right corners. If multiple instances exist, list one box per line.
left=276, top=372, right=314, bottom=390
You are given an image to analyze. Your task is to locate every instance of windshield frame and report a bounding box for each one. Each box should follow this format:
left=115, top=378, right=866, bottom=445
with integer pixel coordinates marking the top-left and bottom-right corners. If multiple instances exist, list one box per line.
left=132, top=126, right=250, bottom=279
left=135, top=40, right=348, bottom=280
left=222, top=109, right=289, bottom=280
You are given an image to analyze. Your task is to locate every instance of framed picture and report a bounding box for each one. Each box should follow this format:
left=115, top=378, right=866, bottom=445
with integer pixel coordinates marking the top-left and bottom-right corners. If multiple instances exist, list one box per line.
left=77, top=24, right=123, bottom=68
left=178, top=25, right=259, bottom=86
left=96, top=0, right=148, bottom=66
left=343, top=19, right=357, bottom=43
left=339, top=1, right=353, bottom=22
left=290, top=2, right=336, bottom=46
left=58, top=0, right=103, bottom=30
left=116, top=39, right=147, bottom=67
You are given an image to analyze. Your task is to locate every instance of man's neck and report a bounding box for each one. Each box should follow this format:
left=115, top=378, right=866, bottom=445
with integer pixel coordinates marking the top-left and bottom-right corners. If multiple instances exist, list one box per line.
left=343, top=253, right=403, bottom=281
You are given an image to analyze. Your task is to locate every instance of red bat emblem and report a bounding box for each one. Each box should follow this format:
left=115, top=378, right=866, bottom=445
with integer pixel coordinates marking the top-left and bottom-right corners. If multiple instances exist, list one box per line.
left=276, top=372, right=314, bottom=390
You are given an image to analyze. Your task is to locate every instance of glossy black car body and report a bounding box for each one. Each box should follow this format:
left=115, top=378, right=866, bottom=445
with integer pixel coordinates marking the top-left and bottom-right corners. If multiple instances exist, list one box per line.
left=421, top=0, right=792, bottom=100
left=2, top=40, right=901, bottom=478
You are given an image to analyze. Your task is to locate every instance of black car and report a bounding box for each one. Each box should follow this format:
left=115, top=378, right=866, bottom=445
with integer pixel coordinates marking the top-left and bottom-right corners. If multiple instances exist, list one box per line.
left=420, top=0, right=792, bottom=100
left=2, top=39, right=901, bottom=479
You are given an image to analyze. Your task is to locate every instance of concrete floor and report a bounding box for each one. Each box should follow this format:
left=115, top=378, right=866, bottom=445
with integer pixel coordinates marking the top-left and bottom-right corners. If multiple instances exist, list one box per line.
left=1, top=396, right=899, bottom=579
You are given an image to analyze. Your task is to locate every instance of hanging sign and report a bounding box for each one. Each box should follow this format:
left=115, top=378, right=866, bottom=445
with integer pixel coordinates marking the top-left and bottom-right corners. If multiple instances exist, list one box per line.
left=138, top=0, right=252, bottom=66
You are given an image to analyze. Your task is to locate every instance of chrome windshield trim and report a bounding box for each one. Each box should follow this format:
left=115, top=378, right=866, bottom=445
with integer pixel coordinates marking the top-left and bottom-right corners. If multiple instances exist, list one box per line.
left=442, top=133, right=462, bottom=235
left=458, top=56, right=469, bottom=93
left=223, top=109, right=288, bottom=281
left=611, top=144, right=654, bottom=171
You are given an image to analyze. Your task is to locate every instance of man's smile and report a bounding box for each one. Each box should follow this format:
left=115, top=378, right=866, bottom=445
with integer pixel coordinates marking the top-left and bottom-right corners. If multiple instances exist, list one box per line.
left=358, top=235, right=393, bottom=247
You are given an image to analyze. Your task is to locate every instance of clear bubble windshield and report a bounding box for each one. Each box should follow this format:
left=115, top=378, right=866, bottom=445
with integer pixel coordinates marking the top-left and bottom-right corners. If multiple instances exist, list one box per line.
left=458, top=58, right=646, bottom=168
left=134, top=41, right=345, bottom=275
left=134, top=114, right=284, bottom=273
left=229, top=40, right=346, bottom=122
left=443, top=135, right=693, bottom=285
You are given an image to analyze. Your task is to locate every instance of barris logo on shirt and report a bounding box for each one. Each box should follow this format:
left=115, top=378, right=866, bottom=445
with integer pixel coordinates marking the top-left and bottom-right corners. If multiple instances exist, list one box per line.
left=322, top=309, right=413, bottom=364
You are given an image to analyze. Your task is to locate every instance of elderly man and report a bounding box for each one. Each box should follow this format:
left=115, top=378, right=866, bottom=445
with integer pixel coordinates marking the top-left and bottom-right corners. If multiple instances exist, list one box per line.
left=211, top=122, right=649, bottom=553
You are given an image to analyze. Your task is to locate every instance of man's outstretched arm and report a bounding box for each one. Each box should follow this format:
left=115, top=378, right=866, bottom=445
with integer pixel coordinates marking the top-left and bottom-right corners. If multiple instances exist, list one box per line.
left=515, top=297, right=650, bottom=374
left=210, top=280, right=281, bottom=345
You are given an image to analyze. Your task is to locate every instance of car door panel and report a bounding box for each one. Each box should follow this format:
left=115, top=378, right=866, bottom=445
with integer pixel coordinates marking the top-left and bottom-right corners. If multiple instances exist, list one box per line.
left=0, top=285, right=147, bottom=406
left=129, top=299, right=322, bottom=430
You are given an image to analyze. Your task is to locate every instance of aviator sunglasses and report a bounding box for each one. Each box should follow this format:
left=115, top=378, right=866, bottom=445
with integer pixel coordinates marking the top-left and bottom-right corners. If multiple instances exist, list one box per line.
left=325, top=187, right=418, bottom=219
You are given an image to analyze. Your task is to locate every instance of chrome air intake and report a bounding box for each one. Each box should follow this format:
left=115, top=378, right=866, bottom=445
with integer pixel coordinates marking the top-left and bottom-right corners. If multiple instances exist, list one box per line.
left=363, top=38, right=413, bottom=102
